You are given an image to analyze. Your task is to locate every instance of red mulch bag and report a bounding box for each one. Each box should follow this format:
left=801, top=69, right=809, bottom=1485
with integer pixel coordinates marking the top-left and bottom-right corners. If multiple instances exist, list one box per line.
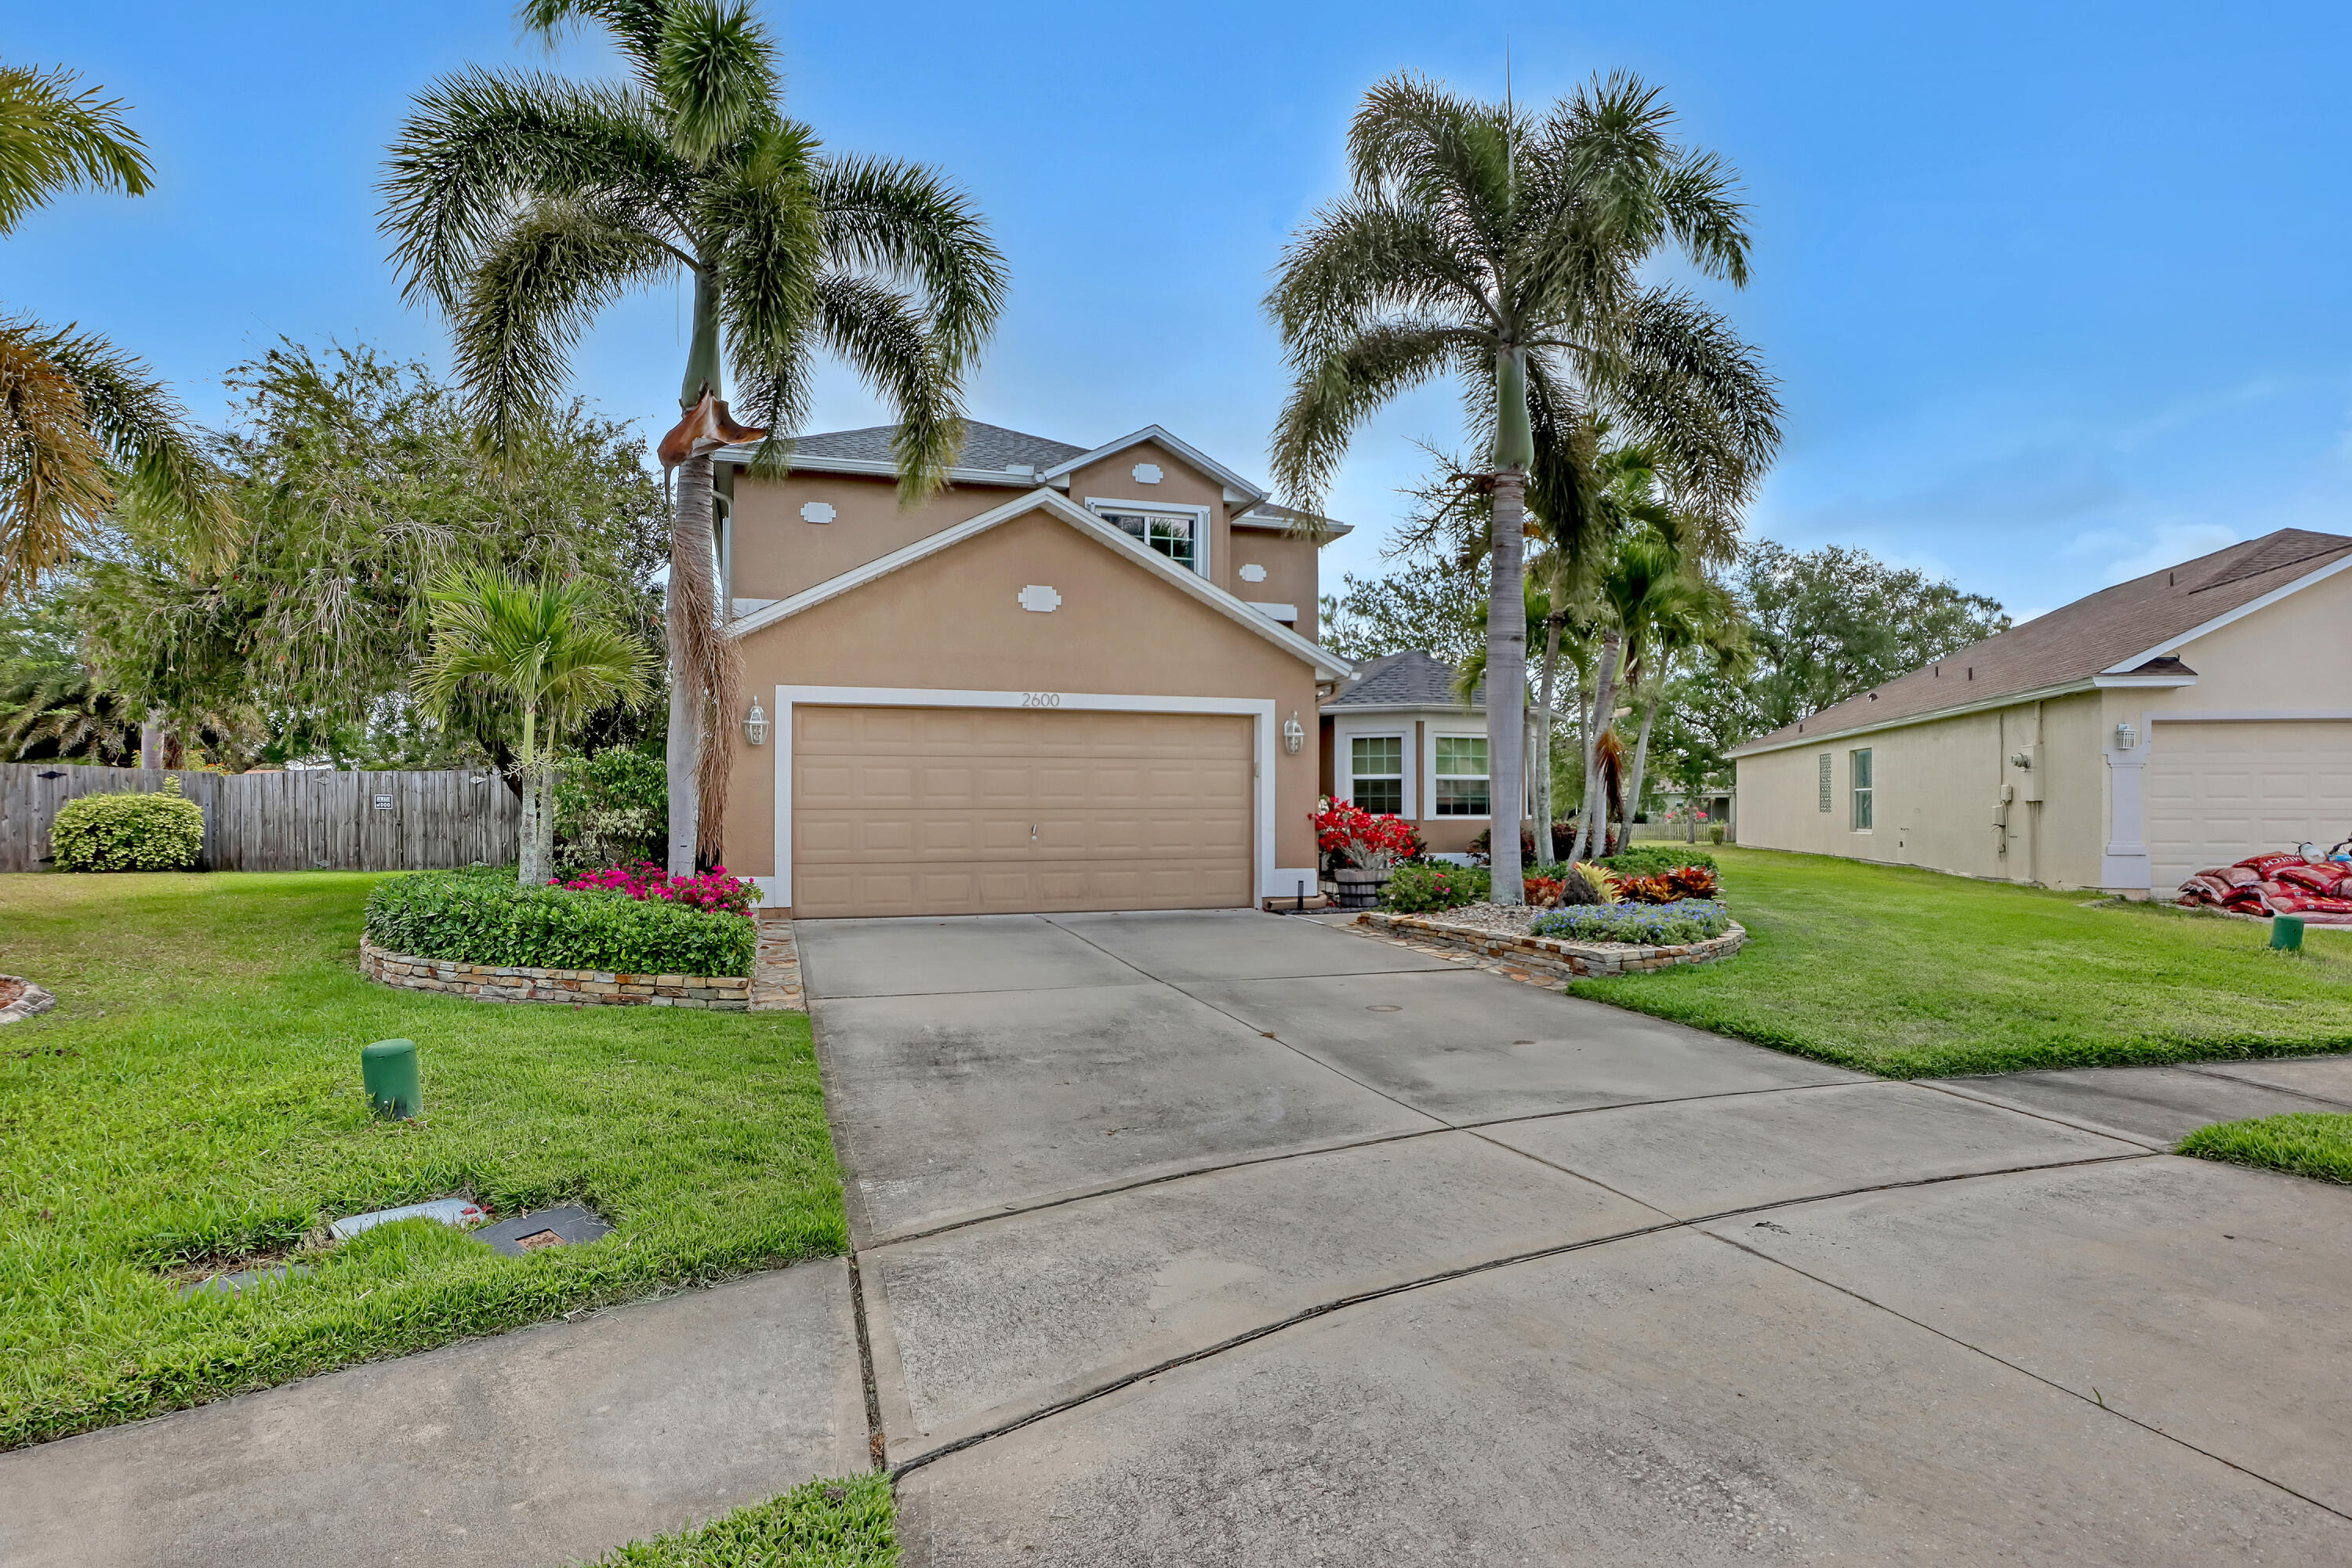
left=2269, top=893, right=2352, bottom=914
left=2238, top=853, right=2302, bottom=876
left=2177, top=873, right=2232, bottom=904
left=2223, top=886, right=2274, bottom=913
left=2278, top=862, right=2352, bottom=893
left=2222, top=865, right=2264, bottom=887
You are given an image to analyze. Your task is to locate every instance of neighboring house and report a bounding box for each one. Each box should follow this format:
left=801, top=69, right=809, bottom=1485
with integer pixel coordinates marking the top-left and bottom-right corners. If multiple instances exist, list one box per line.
left=1320, top=650, right=1526, bottom=858
left=1730, top=528, right=2352, bottom=895
left=713, top=422, right=1352, bottom=917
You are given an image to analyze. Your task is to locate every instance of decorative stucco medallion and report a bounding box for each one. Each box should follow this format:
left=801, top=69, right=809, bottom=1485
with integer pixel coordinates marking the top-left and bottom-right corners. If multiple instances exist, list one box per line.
left=1239, top=563, right=1269, bottom=583
left=800, top=501, right=837, bottom=524
left=1131, top=462, right=1163, bottom=484
left=1017, top=584, right=1063, bottom=613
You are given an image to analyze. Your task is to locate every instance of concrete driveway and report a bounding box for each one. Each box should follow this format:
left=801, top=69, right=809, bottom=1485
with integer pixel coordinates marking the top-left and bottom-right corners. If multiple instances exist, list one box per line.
left=802, top=909, right=2352, bottom=1566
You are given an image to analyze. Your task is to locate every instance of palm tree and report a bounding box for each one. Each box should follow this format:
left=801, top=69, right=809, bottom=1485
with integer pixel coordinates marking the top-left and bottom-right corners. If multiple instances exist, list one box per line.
left=1267, top=71, right=1776, bottom=902
left=1, top=62, right=231, bottom=600
left=419, top=568, right=654, bottom=887
left=381, top=0, right=1007, bottom=873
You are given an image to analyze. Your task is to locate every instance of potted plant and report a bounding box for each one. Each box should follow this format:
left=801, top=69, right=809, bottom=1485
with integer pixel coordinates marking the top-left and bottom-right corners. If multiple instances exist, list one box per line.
left=1316, top=798, right=1423, bottom=909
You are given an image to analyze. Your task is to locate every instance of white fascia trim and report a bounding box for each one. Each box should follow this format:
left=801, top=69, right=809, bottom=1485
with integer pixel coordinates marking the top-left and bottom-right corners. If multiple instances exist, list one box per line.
left=1728, top=680, right=2096, bottom=759
left=2100, top=552, right=2352, bottom=673
left=726, top=488, right=1350, bottom=680
left=764, top=686, right=1285, bottom=906
left=1245, top=601, right=1299, bottom=622
left=1234, top=512, right=1354, bottom=538
left=713, top=448, right=1040, bottom=488
left=1319, top=702, right=1483, bottom=719
left=1037, top=425, right=1268, bottom=509
left=2092, top=673, right=2199, bottom=688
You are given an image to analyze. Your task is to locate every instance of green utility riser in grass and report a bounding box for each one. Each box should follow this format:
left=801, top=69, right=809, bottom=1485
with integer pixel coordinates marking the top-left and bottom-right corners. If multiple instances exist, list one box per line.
left=2273, top=915, right=2307, bottom=953
left=361, top=1037, right=422, bottom=1119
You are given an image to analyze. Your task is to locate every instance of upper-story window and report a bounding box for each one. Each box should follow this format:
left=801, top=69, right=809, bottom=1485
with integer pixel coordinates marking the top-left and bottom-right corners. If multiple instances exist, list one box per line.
left=1089, top=503, right=1203, bottom=575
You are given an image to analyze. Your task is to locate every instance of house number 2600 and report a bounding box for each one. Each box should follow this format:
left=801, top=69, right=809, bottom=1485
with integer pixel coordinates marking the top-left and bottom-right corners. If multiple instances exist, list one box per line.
left=1021, top=692, right=1062, bottom=708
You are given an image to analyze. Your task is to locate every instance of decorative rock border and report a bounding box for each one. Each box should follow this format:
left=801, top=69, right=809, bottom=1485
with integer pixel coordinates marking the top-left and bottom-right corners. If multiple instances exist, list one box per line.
left=0, top=975, right=57, bottom=1024
left=750, top=913, right=805, bottom=1011
left=359, top=938, right=750, bottom=1009
left=1355, top=910, right=1747, bottom=979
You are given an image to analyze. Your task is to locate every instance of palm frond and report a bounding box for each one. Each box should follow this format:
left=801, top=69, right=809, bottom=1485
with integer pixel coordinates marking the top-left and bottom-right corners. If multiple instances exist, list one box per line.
left=655, top=0, right=779, bottom=165
left=1348, top=73, right=1518, bottom=259
left=451, top=195, right=681, bottom=452
left=806, top=272, right=959, bottom=502
left=702, top=123, right=822, bottom=452
left=515, top=0, right=671, bottom=88
left=814, top=154, right=1009, bottom=377
left=0, top=64, right=153, bottom=234
left=0, top=318, right=114, bottom=595
left=1606, top=287, right=1781, bottom=537
left=1269, top=321, right=1475, bottom=514
left=1266, top=194, right=1495, bottom=357
left=38, top=322, right=234, bottom=556
left=379, top=67, right=683, bottom=314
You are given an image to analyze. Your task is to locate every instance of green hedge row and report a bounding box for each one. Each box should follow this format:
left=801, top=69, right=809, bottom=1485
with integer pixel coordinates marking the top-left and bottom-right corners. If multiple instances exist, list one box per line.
left=365, top=870, right=755, bottom=977
left=51, top=782, right=205, bottom=872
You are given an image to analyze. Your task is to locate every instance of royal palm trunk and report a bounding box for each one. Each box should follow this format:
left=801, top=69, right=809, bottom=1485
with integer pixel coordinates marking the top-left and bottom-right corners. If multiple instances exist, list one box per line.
left=1486, top=348, right=1532, bottom=904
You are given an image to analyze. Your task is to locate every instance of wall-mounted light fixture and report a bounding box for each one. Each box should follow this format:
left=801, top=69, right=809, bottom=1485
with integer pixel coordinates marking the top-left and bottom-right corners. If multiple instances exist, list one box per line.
left=2114, top=721, right=2139, bottom=751
left=1282, top=711, right=1305, bottom=755
left=745, top=699, right=769, bottom=746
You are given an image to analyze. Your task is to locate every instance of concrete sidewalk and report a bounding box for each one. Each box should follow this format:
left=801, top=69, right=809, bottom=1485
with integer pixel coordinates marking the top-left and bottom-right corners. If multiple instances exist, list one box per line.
left=0, top=1263, right=868, bottom=1568
left=797, top=909, right=2352, bottom=1566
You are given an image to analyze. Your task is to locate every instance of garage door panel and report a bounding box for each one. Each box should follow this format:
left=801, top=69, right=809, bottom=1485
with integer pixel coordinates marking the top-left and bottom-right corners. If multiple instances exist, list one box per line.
left=2146, top=721, right=2352, bottom=889
left=789, top=705, right=1254, bottom=916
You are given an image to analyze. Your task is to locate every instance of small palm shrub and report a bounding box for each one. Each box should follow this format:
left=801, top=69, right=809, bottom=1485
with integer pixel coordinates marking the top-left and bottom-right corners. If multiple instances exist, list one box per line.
left=50, top=779, right=205, bottom=872
left=1380, top=862, right=1490, bottom=912
left=1530, top=899, right=1731, bottom=946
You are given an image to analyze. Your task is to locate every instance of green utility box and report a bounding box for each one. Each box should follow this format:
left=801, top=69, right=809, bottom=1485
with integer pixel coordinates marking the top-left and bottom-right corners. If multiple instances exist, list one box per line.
left=2270, top=915, right=2307, bottom=953
left=362, top=1038, right=422, bottom=1119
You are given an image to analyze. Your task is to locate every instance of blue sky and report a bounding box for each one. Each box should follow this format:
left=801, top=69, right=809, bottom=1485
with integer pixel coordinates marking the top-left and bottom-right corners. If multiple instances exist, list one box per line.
left=15, top=2, right=2352, bottom=622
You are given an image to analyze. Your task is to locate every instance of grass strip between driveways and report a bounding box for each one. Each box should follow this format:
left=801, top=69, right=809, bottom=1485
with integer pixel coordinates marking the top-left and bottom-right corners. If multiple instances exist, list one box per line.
left=0, top=871, right=844, bottom=1450
left=578, top=1475, right=897, bottom=1566
left=1563, top=848, right=2352, bottom=1078
left=2177, top=1112, right=2352, bottom=1185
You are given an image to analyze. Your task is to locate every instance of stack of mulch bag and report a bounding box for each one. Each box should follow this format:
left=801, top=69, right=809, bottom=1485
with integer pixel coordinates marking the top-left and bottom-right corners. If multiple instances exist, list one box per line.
left=2176, top=852, right=2352, bottom=924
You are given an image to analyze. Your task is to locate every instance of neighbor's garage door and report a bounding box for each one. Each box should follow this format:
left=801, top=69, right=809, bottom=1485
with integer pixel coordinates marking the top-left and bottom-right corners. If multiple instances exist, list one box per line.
left=789, top=706, right=1254, bottom=917
left=2146, top=720, right=2352, bottom=891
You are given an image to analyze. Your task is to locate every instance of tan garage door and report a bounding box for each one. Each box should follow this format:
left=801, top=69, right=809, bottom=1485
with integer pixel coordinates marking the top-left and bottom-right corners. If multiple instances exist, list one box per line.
left=2145, top=720, right=2352, bottom=890
left=789, top=706, right=1254, bottom=917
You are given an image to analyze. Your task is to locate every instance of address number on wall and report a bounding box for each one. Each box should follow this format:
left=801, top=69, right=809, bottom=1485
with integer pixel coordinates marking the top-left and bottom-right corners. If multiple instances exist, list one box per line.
left=1020, top=692, right=1062, bottom=708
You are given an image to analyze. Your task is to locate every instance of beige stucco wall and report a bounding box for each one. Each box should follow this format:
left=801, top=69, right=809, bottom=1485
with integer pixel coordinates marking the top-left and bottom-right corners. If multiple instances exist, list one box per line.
left=1226, top=527, right=1322, bottom=638
left=728, top=470, right=1011, bottom=604
left=1062, top=438, right=1232, bottom=577
left=720, top=504, right=1326, bottom=899
left=1733, top=691, right=2106, bottom=888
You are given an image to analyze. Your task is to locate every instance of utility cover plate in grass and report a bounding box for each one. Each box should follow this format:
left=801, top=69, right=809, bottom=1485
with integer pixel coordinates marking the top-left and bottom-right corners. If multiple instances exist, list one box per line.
left=470, top=1204, right=612, bottom=1257
left=328, top=1197, right=486, bottom=1240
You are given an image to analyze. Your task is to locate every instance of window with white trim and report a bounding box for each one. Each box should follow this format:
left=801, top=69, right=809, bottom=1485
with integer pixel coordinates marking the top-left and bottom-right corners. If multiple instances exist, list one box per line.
left=1091, top=506, right=1199, bottom=572
left=1433, top=735, right=1490, bottom=816
left=1818, top=753, right=1832, bottom=812
left=1349, top=735, right=1404, bottom=815
left=1851, top=747, right=1873, bottom=830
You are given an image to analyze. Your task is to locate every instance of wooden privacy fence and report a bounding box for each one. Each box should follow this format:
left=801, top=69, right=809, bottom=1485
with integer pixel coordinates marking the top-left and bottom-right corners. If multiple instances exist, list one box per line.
left=0, top=764, right=522, bottom=873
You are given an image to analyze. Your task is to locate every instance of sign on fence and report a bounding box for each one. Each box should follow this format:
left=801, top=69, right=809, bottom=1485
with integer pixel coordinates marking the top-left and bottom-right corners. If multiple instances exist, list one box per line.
left=0, top=764, right=523, bottom=873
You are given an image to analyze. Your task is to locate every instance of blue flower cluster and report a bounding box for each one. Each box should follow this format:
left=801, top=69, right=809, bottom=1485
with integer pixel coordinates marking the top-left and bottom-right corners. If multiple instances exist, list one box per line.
left=1528, top=898, right=1730, bottom=946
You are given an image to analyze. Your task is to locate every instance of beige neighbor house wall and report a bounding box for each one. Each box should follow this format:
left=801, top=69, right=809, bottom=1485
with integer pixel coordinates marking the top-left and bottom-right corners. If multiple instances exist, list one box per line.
left=720, top=505, right=1327, bottom=907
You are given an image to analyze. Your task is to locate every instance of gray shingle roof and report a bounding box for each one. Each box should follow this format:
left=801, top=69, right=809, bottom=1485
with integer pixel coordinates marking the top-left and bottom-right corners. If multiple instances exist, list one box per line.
left=789, top=422, right=1086, bottom=472
left=1730, top=527, right=2352, bottom=755
left=1322, top=649, right=1481, bottom=710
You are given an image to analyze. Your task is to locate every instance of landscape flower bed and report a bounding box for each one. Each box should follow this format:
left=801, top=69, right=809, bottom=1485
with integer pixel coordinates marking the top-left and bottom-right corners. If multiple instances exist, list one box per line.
left=552, top=860, right=760, bottom=916
left=365, top=868, right=755, bottom=978
left=1530, top=898, right=1732, bottom=945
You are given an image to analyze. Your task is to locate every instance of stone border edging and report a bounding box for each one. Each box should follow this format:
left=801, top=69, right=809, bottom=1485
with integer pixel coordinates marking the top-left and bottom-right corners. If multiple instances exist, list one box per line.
left=0, top=975, right=56, bottom=1024
left=358, top=938, right=750, bottom=1010
left=1356, top=910, right=1747, bottom=978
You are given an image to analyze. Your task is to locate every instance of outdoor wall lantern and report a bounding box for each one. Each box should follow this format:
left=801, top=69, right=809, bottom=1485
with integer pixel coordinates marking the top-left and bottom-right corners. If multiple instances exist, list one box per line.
left=1282, top=711, right=1305, bottom=755
left=745, top=699, right=769, bottom=746
left=2114, top=721, right=2139, bottom=751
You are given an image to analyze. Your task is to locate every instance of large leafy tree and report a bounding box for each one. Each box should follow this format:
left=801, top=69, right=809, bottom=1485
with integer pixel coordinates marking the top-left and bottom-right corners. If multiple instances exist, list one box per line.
left=0, top=61, right=229, bottom=599
left=1268, top=71, right=1776, bottom=901
left=71, top=342, right=670, bottom=770
left=381, top=0, right=1007, bottom=873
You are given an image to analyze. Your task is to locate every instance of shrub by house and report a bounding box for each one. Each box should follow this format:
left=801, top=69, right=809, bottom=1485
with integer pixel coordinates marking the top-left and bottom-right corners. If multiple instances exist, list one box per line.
left=365, top=869, right=755, bottom=977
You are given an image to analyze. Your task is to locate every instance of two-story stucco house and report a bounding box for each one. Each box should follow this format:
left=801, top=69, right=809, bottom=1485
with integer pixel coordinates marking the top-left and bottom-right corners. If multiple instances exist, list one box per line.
left=711, top=422, right=1353, bottom=917
left=1730, top=528, right=2352, bottom=895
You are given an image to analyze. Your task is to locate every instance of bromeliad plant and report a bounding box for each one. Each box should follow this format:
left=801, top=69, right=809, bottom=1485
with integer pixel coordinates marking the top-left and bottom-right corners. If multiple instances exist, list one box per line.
left=1315, top=797, right=1425, bottom=872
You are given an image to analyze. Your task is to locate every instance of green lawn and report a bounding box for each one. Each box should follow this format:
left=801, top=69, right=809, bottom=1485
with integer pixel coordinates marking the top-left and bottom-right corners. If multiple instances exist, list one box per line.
left=0, top=871, right=845, bottom=1450
left=1566, top=848, right=2352, bottom=1077
left=2178, top=1112, right=2352, bottom=1185
left=581, top=1475, right=898, bottom=1566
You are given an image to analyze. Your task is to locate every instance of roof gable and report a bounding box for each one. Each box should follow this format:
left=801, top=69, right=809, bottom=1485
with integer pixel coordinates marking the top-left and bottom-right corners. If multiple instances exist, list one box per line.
left=727, top=488, right=1349, bottom=679
left=1730, top=527, right=2352, bottom=756
left=1323, top=649, right=1481, bottom=710
left=1040, top=426, right=1268, bottom=508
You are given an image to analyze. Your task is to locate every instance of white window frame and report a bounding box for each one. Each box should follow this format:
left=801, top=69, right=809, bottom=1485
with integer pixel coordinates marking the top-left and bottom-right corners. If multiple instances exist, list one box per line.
left=1427, top=728, right=1493, bottom=821
left=761, top=685, right=1312, bottom=908
left=1850, top=746, right=1874, bottom=832
left=1345, top=731, right=1408, bottom=817
left=1083, top=497, right=1211, bottom=578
